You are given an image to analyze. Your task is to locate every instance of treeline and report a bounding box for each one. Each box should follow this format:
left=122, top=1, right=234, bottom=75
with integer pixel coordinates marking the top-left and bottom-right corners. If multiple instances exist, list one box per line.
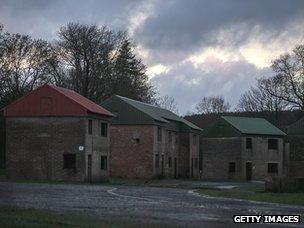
left=0, top=23, right=156, bottom=108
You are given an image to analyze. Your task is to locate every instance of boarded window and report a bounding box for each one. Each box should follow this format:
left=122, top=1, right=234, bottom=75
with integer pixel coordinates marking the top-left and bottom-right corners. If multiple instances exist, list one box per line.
left=157, top=127, right=162, bottom=142
left=101, top=122, right=108, bottom=137
left=268, top=139, right=278, bottom=150
left=246, top=138, right=252, bottom=149
left=88, top=119, right=92, bottom=135
left=101, top=156, right=107, bottom=170
left=63, top=154, right=76, bottom=169
left=268, top=163, right=278, bottom=174
left=168, top=157, right=172, bottom=167
left=228, top=162, right=236, bottom=172
left=155, top=154, right=159, bottom=168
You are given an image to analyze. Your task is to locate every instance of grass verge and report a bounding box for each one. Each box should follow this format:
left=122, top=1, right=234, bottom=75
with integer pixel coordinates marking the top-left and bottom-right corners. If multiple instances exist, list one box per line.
left=0, top=206, right=168, bottom=227
left=198, top=188, right=304, bottom=205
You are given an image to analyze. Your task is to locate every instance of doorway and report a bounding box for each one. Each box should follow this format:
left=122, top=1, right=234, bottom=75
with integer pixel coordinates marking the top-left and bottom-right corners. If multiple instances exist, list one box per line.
left=246, top=162, right=252, bottom=181
left=87, top=154, right=92, bottom=183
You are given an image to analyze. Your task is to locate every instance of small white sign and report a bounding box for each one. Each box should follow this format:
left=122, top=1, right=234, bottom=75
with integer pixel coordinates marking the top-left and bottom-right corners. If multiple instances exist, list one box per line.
left=79, top=146, right=84, bottom=151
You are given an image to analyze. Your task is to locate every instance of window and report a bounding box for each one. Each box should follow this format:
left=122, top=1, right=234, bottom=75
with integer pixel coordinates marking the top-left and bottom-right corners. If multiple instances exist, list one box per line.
left=88, top=119, right=92, bottom=135
left=157, top=127, right=162, bottom=142
left=101, top=156, right=107, bottom=170
left=63, top=154, right=76, bottom=169
left=268, top=139, right=278, bottom=150
left=101, top=122, right=108, bottom=137
left=268, top=163, right=278, bottom=174
left=168, top=157, right=172, bottom=167
left=228, top=162, right=236, bottom=173
left=246, top=138, right=252, bottom=149
left=168, top=131, right=172, bottom=142
left=194, top=158, right=198, bottom=168
left=155, top=154, right=159, bottom=168
left=193, top=134, right=197, bottom=145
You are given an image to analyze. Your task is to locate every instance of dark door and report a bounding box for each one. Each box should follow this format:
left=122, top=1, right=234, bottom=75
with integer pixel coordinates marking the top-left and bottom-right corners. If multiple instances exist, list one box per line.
left=246, top=162, right=252, bottom=181
left=174, top=157, right=177, bottom=178
left=88, top=155, right=92, bottom=183
left=161, top=155, right=164, bottom=177
left=191, top=158, right=194, bottom=178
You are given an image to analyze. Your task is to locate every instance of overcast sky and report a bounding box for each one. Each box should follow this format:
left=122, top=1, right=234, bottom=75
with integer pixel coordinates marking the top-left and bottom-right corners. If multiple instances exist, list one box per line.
left=1, top=0, right=304, bottom=114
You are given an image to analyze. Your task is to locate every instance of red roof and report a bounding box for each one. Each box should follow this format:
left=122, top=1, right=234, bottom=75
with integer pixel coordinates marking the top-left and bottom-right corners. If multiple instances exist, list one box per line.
left=3, top=84, right=114, bottom=117
left=49, top=85, right=114, bottom=117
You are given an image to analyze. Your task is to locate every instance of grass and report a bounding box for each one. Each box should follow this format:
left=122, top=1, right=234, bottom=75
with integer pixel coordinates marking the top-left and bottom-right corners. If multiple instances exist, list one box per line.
left=198, top=188, right=304, bottom=205
left=0, top=206, right=169, bottom=228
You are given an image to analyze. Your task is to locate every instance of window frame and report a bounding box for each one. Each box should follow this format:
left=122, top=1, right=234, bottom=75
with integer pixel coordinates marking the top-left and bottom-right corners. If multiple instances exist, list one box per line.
left=268, top=139, right=278, bottom=150
left=88, top=119, right=92, bottom=135
left=246, top=138, right=252, bottom=149
left=63, top=154, right=76, bottom=169
left=100, top=155, right=108, bottom=170
left=193, top=134, right=197, bottom=145
left=100, top=122, right=108, bottom=137
left=268, top=162, right=278, bottom=174
left=157, top=127, right=162, bottom=142
left=228, top=162, right=236, bottom=173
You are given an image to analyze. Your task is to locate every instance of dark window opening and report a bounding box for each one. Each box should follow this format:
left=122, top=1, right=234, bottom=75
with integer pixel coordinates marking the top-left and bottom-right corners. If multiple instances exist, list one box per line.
left=155, top=154, right=159, bottom=168
left=229, top=162, right=236, bottom=173
left=101, top=156, right=107, bottom=170
left=268, top=139, right=278, bottom=150
left=268, top=163, right=278, bottom=174
left=157, top=127, right=162, bottom=142
left=101, top=122, right=108, bottom=137
left=246, top=138, right=252, bottom=149
left=63, top=154, right=76, bottom=169
left=168, top=157, right=172, bottom=167
left=88, top=119, right=92, bottom=135
left=193, top=134, right=197, bottom=145
left=194, top=158, right=198, bottom=168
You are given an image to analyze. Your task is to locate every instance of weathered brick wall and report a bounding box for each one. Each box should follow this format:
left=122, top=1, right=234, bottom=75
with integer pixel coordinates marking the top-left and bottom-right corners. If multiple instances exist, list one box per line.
left=6, top=117, right=87, bottom=181
left=153, top=126, right=179, bottom=178
left=287, top=135, right=304, bottom=178
left=85, top=117, right=110, bottom=181
left=201, top=137, right=244, bottom=181
left=245, top=137, right=284, bottom=180
left=178, top=132, right=190, bottom=178
left=110, top=125, right=155, bottom=178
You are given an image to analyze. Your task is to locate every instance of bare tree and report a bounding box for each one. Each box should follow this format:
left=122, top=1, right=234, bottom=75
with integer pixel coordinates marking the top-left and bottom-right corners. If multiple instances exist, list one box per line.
left=56, top=23, right=155, bottom=103
left=0, top=26, right=56, bottom=108
left=154, top=95, right=179, bottom=114
left=195, top=96, right=230, bottom=114
left=237, top=79, right=288, bottom=112
left=260, top=45, right=304, bottom=110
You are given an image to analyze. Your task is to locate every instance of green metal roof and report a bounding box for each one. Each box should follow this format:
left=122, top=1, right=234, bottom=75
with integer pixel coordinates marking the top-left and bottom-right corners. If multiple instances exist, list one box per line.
left=102, top=95, right=202, bottom=131
left=222, top=116, right=286, bottom=136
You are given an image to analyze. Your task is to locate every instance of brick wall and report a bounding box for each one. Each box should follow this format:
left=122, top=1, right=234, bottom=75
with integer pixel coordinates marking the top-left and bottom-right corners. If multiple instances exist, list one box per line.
left=110, top=125, right=155, bottom=178
left=6, top=117, right=87, bottom=181
left=201, top=137, right=243, bottom=181
left=287, top=135, right=304, bottom=178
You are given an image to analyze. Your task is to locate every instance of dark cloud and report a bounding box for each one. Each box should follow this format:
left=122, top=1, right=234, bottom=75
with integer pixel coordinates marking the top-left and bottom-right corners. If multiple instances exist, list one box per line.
left=136, top=0, right=304, bottom=52
left=0, top=0, right=142, bottom=39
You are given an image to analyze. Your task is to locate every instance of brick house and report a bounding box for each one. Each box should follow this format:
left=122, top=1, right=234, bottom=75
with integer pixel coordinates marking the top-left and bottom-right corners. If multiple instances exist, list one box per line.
left=101, top=95, right=202, bottom=179
left=286, top=116, right=304, bottom=178
left=200, top=116, right=286, bottom=181
left=3, top=84, right=113, bottom=182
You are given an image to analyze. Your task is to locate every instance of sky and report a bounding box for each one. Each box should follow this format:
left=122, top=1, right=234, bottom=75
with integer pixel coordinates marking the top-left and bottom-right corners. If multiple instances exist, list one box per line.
left=1, top=0, right=304, bottom=114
